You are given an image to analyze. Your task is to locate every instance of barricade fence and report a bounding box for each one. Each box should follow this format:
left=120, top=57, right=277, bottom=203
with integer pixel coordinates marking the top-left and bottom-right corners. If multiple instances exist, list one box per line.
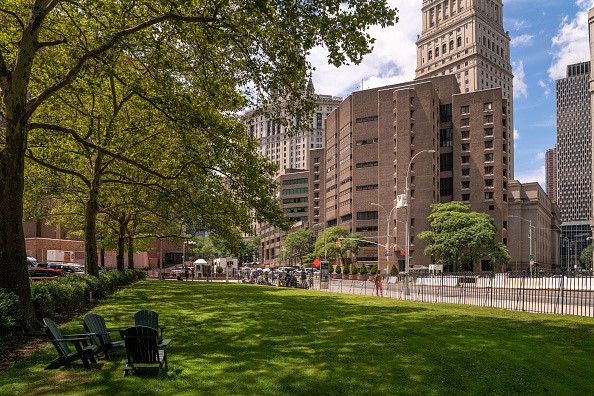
left=317, top=272, right=594, bottom=317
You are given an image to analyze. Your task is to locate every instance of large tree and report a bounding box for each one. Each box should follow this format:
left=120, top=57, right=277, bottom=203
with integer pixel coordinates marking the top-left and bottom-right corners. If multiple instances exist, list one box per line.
left=0, top=1, right=397, bottom=330
left=280, top=228, right=314, bottom=267
left=312, top=226, right=364, bottom=267
left=418, top=202, right=510, bottom=272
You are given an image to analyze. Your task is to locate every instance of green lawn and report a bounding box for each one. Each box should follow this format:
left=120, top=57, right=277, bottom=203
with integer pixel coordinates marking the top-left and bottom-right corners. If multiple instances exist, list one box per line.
left=1, top=280, right=594, bottom=395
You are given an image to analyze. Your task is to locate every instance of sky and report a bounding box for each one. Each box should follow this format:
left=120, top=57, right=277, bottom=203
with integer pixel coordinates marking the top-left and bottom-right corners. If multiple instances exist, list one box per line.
left=308, top=0, right=594, bottom=187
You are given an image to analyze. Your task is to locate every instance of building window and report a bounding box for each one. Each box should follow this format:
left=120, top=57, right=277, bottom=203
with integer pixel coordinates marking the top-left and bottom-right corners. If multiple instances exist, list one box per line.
left=461, top=168, right=470, bottom=176
left=428, top=50, right=433, bottom=60
left=440, top=104, right=452, bottom=122
left=357, top=211, right=379, bottom=220
left=484, top=153, right=493, bottom=162
left=457, top=37, right=462, bottom=47
left=355, top=184, right=379, bottom=191
left=485, top=179, right=494, bottom=187
left=460, top=105, right=469, bottom=114
left=484, top=140, right=493, bottom=149
left=484, top=128, right=493, bottom=136
left=462, top=193, right=470, bottom=201
left=461, top=180, right=470, bottom=188
left=356, top=161, right=379, bottom=168
left=484, top=115, right=493, bottom=123
left=440, top=128, right=453, bottom=147
left=484, top=102, right=493, bottom=111
left=461, top=155, right=470, bottom=164
left=461, top=118, right=470, bottom=126
left=440, top=153, right=453, bottom=171
left=435, top=46, right=440, bottom=57
left=484, top=191, right=494, bottom=200
left=461, top=143, right=470, bottom=151
left=461, top=130, right=470, bottom=139
left=484, top=166, right=494, bottom=174
left=450, top=40, right=454, bottom=51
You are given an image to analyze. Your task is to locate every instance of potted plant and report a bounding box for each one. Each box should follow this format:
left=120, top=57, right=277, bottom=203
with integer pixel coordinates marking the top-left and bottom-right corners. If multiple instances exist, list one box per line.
left=350, top=265, right=358, bottom=280
left=369, top=264, right=378, bottom=281
left=334, top=265, right=342, bottom=279
left=358, top=264, right=367, bottom=280
left=216, top=266, right=224, bottom=278
left=342, top=264, right=350, bottom=279
left=390, top=265, right=399, bottom=276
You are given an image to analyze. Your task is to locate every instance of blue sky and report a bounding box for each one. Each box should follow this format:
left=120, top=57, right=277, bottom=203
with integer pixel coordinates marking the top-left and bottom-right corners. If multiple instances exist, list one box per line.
left=309, top=0, right=594, bottom=187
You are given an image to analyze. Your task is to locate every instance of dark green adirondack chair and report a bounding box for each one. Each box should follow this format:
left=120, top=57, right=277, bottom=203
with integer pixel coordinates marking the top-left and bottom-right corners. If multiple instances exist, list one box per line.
left=121, top=325, right=170, bottom=376
left=133, top=310, right=165, bottom=339
left=83, top=313, right=125, bottom=360
left=43, top=318, right=100, bottom=370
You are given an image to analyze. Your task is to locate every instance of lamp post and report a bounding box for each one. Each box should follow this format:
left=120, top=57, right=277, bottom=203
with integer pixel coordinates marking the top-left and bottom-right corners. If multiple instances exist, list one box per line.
left=562, top=237, right=569, bottom=273
left=403, top=149, right=435, bottom=295
left=371, top=203, right=398, bottom=276
left=509, top=215, right=534, bottom=277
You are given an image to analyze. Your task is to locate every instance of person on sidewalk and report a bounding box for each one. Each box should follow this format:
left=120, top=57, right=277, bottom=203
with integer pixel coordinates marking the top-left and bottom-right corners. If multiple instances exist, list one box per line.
left=374, top=270, right=383, bottom=296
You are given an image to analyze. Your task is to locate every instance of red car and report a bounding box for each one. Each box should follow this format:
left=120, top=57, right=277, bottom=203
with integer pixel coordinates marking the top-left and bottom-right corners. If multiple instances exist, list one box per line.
left=28, top=268, right=64, bottom=281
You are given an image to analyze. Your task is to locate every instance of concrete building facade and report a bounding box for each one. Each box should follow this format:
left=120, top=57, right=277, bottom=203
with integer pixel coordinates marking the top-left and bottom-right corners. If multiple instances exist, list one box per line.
left=545, top=148, right=556, bottom=203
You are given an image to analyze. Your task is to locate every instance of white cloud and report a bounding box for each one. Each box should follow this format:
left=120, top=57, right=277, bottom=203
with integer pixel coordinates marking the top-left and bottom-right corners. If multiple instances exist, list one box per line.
left=308, top=1, right=422, bottom=97
left=515, top=166, right=546, bottom=186
left=513, top=61, right=528, bottom=98
left=538, top=79, right=551, bottom=98
left=548, top=1, right=594, bottom=80
left=535, top=151, right=546, bottom=161
left=511, top=34, right=535, bottom=47
left=514, top=129, right=520, bottom=141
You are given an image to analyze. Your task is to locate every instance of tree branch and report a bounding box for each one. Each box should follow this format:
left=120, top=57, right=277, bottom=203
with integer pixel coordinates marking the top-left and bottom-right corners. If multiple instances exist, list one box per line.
left=26, top=149, right=91, bottom=188
left=0, top=7, right=25, bottom=29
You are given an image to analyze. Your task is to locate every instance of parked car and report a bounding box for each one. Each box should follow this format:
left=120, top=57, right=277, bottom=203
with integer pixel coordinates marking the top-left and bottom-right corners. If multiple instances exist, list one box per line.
left=28, top=268, right=64, bottom=281
left=27, top=257, right=38, bottom=267
left=49, top=263, right=84, bottom=275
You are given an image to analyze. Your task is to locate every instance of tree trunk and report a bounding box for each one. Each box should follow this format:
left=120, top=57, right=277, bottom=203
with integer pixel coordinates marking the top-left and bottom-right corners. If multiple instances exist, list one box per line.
left=127, top=232, right=134, bottom=269
left=116, top=216, right=127, bottom=271
left=0, top=122, right=37, bottom=331
left=84, top=164, right=102, bottom=277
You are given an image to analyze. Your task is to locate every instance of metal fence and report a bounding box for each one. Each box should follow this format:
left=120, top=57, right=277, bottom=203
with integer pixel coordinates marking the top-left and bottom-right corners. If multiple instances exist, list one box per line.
left=317, top=272, right=594, bottom=317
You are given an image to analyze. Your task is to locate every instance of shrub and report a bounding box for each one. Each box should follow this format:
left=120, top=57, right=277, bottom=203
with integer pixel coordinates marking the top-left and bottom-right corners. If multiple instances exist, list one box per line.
left=216, top=266, right=223, bottom=274
left=370, top=264, right=378, bottom=275
left=350, top=265, right=358, bottom=275
left=334, top=265, right=341, bottom=274
left=390, top=265, right=399, bottom=276
left=0, top=289, right=21, bottom=337
left=359, top=265, right=367, bottom=275
left=342, top=264, right=349, bottom=275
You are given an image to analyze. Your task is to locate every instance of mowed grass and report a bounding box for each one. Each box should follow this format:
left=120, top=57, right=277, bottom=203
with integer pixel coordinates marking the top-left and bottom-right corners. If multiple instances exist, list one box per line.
left=1, top=281, right=594, bottom=396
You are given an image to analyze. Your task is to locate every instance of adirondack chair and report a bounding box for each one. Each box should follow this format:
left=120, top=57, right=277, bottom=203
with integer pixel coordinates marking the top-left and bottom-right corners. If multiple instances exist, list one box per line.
left=43, top=318, right=100, bottom=370
left=133, top=310, right=165, bottom=339
left=121, top=326, right=170, bottom=376
left=83, top=313, right=125, bottom=360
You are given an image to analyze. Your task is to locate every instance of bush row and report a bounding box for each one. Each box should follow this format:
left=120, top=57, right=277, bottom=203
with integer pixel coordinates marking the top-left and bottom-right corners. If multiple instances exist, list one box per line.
left=0, top=269, right=145, bottom=339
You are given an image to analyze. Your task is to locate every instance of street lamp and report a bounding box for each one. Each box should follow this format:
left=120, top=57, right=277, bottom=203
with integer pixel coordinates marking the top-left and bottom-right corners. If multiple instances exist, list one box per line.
left=562, top=237, right=570, bottom=273
left=404, top=149, right=435, bottom=275
left=371, top=202, right=398, bottom=275
left=509, top=215, right=534, bottom=277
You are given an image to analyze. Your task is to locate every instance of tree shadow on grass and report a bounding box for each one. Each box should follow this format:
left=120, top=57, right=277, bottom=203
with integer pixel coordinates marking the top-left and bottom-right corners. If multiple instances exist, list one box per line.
left=3, top=281, right=594, bottom=395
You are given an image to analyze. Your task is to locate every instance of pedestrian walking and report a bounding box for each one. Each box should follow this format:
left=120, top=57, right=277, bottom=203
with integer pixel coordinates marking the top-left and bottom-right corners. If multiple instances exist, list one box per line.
left=374, top=270, right=383, bottom=296
left=185, top=267, right=190, bottom=281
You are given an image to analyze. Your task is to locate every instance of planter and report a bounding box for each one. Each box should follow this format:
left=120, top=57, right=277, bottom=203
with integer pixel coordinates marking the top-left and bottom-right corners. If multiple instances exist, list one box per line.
left=348, top=274, right=355, bottom=280
left=333, top=274, right=342, bottom=279
left=357, top=274, right=366, bottom=281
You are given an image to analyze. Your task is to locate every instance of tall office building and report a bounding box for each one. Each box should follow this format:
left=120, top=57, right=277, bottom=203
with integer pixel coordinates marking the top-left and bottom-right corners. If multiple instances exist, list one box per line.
left=545, top=148, right=556, bottom=203
left=243, top=82, right=341, bottom=174
left=556, top=61, right=593, bottom=270
left=415, top=0, right=514, bottom=178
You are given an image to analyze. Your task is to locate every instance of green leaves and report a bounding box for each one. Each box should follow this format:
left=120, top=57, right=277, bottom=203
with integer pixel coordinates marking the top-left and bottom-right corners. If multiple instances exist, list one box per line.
left=419, top=202, right=510, bottom=271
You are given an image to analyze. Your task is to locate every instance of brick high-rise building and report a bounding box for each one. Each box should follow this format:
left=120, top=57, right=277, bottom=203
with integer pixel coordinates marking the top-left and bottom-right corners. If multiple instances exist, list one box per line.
left=415, top=0, right=514, bottom=178
left=324, top=75, right=511, bottom=271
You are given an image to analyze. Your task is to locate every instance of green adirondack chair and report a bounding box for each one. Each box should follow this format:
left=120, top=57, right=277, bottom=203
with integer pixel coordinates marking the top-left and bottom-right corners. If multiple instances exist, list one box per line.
left=121, top=325, right=170, bottom=376
left=133, top=310, right=165, bottom=339
left=43, top=318, right=100, bottom=370
left=83, top=313, right=125, bottom=360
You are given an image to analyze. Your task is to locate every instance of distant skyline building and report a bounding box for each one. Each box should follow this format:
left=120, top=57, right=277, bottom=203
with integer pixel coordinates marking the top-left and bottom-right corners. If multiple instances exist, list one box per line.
left=243, top=81, right=342, bottom=174
left=415, top=0, right=514, bottom=178
left=545, top=147, right=556, bottom=203
left=556, top=61, right=592, bottom=271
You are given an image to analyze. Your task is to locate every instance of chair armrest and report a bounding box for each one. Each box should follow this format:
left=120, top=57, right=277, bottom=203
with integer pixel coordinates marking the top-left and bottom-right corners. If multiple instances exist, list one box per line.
left=54, top=336, right=92, bottom=343
left=158, top=338, right=171, bottom=348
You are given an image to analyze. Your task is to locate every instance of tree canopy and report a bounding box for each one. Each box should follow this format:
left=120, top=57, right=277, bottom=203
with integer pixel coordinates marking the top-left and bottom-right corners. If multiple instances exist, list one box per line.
left=1, top=0, right=398, bottom=330
left=311, top=226, right=365, bottom=266
left=418, top=202, right=510, bottom=272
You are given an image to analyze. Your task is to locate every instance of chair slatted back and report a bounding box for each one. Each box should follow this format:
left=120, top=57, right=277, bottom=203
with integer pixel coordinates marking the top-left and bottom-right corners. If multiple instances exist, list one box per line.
left=134, top=310, right=159, bottom=331
left=43, top=318, right=71, bottom=356
left=83, top=313, right=110, bottom=348
left=122, top=326, right=160, bottom=364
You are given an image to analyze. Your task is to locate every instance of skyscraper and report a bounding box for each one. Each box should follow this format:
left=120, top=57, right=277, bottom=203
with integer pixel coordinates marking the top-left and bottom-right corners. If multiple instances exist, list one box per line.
left=556, top=61, right=592, bottom=270
left=545, top=148, right=556, bottom=203
left=415, top=0, right=514, bottom=178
